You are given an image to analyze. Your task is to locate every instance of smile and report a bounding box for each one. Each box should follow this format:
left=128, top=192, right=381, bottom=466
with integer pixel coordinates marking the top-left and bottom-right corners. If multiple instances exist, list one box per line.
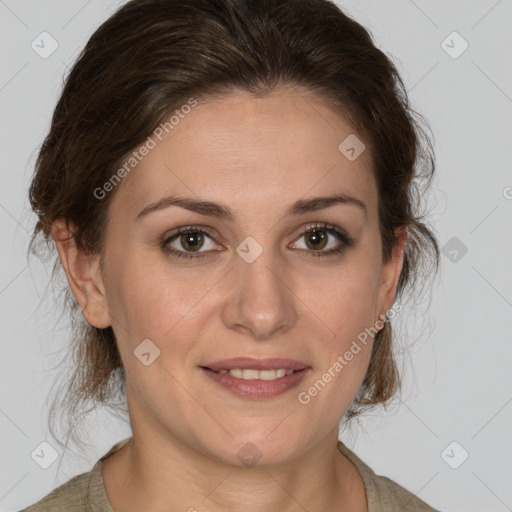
left=211, top=368, right=296, bottom=380
left=200, top=366, right=310, bottom=399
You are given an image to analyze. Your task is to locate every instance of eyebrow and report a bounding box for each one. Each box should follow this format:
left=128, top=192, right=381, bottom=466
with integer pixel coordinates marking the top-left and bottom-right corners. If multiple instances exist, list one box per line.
left=135, top=193, right=367, bottom=222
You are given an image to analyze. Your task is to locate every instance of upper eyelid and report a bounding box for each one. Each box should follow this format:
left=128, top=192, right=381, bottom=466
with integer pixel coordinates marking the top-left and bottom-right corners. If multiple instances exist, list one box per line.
left=163, top=226, right=217, bottom=244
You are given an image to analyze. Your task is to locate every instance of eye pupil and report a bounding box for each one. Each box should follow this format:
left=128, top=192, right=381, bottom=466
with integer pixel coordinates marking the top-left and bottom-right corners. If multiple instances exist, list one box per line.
left=181, top=232, right=204, bottom=251
left=305, top=229, right=327, bottom=250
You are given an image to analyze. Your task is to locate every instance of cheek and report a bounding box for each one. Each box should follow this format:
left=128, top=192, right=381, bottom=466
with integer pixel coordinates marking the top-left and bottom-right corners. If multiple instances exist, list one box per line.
left=104, top=248, right=219, bottom=346
left=295, top=254, right=380, bottom=402
left=301, top=256, right=381, bottom=339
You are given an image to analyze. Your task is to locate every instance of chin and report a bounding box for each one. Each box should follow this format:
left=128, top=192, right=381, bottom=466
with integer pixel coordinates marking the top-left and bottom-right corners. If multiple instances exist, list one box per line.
left=208, top=434, right=306, bottom=468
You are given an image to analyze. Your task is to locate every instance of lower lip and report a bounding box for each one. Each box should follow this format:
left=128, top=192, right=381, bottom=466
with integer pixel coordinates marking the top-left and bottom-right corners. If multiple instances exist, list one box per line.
left=199, top=367, right=310, bottom=399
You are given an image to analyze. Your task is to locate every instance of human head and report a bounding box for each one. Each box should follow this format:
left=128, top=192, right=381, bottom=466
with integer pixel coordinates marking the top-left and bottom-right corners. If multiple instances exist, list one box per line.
left=29, top=0, right=439, bottom=453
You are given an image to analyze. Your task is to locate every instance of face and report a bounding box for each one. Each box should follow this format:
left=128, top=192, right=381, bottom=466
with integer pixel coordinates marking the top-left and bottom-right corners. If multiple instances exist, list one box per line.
left=63, top=87, right=405, bottom=467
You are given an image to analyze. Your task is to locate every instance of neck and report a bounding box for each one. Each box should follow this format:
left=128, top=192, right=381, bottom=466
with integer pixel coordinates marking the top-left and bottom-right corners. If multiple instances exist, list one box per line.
left=102, top=428, right=367, bottom=512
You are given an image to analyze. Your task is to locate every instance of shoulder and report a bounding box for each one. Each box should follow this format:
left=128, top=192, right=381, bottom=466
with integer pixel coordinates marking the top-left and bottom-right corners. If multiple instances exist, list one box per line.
left=20, top=438, right=131, bottom=512
left=337, top=441, right=442, bottom=512
left=369, top=473, right=440, bottom=511
left=19, top=469, right=95, bottom=512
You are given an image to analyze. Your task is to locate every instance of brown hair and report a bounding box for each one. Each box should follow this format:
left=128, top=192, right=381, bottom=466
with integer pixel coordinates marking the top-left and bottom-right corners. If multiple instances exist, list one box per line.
left=29, top=0, right=440, bottom=447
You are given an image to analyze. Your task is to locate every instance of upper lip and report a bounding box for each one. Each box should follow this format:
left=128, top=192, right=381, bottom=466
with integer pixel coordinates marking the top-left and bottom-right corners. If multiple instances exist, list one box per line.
left=201, top=357, right=310, bottom=371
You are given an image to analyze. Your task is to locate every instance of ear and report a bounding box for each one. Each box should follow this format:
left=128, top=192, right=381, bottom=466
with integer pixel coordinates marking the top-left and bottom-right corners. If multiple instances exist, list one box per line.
left=376, top=226, right=408, bottom=318
left=51, top=218, right=111, bottom=329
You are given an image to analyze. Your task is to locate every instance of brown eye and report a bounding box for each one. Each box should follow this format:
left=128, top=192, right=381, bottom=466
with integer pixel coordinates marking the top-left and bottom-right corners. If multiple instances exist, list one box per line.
left=290, top=223, right=354, bottom=258
left=162, top=227, right=220, bottom=259
left=179, top=231, right=205, bottom=252
left=304, top=229, right=328, bottom=251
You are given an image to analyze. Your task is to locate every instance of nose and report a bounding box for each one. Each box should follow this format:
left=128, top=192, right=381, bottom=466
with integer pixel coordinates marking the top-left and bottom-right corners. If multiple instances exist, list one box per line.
left=220, top=249, right=298, bottom=340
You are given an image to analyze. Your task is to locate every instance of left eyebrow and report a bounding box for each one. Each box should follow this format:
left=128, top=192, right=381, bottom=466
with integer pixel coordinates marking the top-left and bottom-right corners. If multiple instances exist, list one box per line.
left=135, top=193, right=367, bottom=222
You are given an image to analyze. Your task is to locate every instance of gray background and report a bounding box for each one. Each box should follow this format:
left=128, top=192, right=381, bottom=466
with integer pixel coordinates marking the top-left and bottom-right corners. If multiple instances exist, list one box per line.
left=1, top=1, right=511, bottom=511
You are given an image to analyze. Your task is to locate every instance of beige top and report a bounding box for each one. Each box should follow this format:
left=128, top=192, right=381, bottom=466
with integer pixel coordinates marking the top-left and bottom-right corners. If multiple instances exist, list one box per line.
left=21, top=437, right=440, bottom=511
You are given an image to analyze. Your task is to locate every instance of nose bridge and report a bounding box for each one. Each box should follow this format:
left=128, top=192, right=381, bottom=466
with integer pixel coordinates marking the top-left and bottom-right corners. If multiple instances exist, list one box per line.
left=220, top=239, right=297, bottom=339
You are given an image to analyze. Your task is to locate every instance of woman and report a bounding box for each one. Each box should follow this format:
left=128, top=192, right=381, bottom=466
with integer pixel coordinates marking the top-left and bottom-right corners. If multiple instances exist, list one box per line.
left=22, top=0, right=441, bottom=510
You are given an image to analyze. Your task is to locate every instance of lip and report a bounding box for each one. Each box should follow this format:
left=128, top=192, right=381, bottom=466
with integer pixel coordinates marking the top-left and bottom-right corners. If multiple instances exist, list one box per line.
left=200, top=366, right=311, bottom=399
left=200, top=357, right=310, bottom=372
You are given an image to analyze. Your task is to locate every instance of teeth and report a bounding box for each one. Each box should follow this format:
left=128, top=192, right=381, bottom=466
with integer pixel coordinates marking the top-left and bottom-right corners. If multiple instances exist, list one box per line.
left=215, top=368, right=296, bottom=380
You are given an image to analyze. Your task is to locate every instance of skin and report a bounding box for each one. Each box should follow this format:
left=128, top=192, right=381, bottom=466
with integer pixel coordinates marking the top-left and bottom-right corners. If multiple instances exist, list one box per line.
left=53, top=86, right=407, bottom=512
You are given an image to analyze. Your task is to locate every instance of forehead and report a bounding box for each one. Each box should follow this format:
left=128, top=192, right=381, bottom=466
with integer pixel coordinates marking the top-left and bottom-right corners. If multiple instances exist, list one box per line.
left=110, top=87, right=377, bottom=221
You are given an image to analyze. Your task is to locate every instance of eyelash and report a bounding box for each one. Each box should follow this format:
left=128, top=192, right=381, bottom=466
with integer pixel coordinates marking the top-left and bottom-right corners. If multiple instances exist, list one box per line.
left=160, top=222, right=354, bottom=260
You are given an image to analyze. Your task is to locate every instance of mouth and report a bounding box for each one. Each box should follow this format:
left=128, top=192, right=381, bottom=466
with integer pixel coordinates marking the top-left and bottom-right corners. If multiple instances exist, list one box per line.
left=200, top=357, right=309, bottom=379
left=201, top=367, right=302, bottom=380
left=199, top=357, right=311, bottom=399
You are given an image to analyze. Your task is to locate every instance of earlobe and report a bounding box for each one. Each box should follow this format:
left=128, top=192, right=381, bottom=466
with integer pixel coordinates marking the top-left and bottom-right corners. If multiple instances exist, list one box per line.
left=51, top=219, right=111, bottom=329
